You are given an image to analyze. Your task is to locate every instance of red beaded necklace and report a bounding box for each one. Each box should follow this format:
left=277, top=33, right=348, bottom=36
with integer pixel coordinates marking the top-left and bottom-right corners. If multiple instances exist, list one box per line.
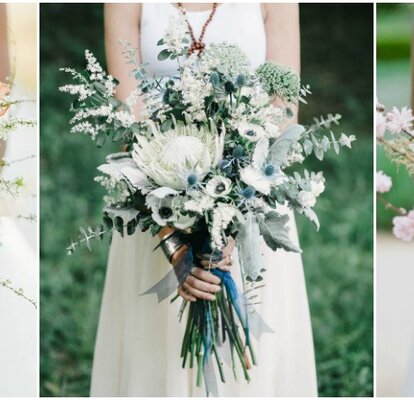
left=177, top=3, right=218, bottom=55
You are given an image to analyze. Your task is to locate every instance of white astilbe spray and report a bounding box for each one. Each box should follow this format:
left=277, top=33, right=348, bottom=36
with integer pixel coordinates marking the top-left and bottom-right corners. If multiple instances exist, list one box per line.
left=162, top=15, right=190, bottom=56
left=211, top=203, right=237, bottom=249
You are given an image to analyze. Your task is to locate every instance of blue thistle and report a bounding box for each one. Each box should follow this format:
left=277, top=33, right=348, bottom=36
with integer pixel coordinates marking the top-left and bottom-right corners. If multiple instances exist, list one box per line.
left=242, top=186, right=256, bottom=199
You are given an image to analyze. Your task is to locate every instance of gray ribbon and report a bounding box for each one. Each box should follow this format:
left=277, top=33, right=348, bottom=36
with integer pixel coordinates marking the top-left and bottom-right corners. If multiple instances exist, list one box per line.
left=204, top=355, right=219, bottom=397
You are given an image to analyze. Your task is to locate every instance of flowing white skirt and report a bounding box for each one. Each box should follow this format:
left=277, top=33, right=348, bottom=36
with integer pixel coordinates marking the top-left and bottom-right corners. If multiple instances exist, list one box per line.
left=0, top=218, right=37, bottom=396
left=0, top=86, right=37, bottom=397
left=91, top=210, right=317, bottom=397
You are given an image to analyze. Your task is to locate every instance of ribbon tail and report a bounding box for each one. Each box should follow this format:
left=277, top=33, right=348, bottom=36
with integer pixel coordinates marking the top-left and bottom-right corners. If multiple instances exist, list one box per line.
left=141, top=249, right=194, bottom=302
left=204, top=354, right=219, bottom=397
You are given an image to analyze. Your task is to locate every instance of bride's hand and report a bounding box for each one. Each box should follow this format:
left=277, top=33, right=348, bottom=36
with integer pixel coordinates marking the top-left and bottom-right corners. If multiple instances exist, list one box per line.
left=171, top=247, right=221, bottom=302
left=199, top=237, right=236, bottom=272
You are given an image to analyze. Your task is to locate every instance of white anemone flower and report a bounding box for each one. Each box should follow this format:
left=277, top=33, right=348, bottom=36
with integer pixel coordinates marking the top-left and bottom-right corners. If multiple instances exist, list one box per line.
left=205, top=176, right=232, bottom=198
left=146, top=187, right=196, bottom=229
left=240, top=138, right=287, bottom=195
left=132, top=121, right=225, bottom=191
left=237, top=121, right=267, bottom=142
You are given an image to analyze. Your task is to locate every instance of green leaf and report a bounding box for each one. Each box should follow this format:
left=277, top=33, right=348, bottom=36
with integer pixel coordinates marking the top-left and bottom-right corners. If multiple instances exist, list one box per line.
left=157, top=49, right=171, bottom=61
left=331, top=131, right=340, bottom=154
left=268, top=124, right=305, bottom=166
left=303, top=207, right=320, bottom=231
left=95, top=133, right=106, bottom=147
left=160, top=119, right=173, bottom=132
left=303, top=138, right=313, bottom=155
left=257, top=211, right=301, bottom=253
left=157, top=38, right=165, bottom=46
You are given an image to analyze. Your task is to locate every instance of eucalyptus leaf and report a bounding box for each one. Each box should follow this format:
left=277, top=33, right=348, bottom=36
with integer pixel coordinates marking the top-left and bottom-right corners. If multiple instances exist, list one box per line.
left=331, top=131, right=340, bottom=154
left=236, top=213, right=263, bottom=281
left=268, top=124, right=305, bottom=166
left=303, top=138, right=313, bottom=155
left=302, top=207, right=320, bottom=231
left=158, top=49, right=171, bottom=61
left=257, top=211, right=301, bottom=253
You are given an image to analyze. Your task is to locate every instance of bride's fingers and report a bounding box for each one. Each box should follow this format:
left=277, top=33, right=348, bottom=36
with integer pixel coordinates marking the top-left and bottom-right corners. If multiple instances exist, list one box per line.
left=178, top=286, right=197, bottom=302
left=182, top=282, right=217, bottom=301
left=199, top=254, right=233, bottom=269
left=191, top=267, right=221, bottom=284
left=185, top=274, right=221, bottom=293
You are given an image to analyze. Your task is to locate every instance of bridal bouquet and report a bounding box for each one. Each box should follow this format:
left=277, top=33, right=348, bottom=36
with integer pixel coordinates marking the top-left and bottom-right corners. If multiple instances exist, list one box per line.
left=61, top=17, right=355, bottom=395
left=0, top=80, right=36, bottom=307
left=376, top=100, right=414, bottom=241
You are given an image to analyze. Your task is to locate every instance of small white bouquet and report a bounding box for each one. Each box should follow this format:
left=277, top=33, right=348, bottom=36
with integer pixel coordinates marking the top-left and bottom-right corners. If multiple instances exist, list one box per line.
left=61, top=17, right=355, bottom=395
left=376, top=100, right=414, bottom=241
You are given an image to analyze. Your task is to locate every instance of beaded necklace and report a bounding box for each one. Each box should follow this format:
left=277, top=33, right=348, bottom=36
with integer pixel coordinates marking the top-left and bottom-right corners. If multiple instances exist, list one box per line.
left=177, top=3, right=218, bottom=55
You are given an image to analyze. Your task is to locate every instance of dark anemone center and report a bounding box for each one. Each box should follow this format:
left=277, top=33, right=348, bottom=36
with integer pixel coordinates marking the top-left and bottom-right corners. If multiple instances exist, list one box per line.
left=215, top=183, right=226, bottom=193
left=159, top=206, right=173, bottom=219
left=246, top=129, right=256, bottom=137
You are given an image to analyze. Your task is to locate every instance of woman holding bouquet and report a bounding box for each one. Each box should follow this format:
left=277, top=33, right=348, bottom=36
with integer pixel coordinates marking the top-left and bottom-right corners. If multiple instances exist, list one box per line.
left=0, top=4, right=37, bottom=396
left=91, top=3, right=317, bottom=396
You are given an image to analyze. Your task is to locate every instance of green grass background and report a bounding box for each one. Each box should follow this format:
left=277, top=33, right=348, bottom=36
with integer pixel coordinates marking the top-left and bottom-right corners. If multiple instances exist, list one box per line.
left=40, top=4, right=373, bottom=397
left=377, top=4, right=414, bottom=229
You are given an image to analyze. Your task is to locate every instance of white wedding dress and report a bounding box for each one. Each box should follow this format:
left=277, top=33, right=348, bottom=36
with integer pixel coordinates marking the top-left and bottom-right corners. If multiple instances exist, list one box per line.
left=91, top=3, right=317, bottom=396
left=0, top=87, right=37, bottom=397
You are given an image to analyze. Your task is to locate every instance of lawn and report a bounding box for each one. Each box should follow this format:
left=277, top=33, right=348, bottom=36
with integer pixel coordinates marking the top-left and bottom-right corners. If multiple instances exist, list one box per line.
left=40, top=4, right=373, bottom=397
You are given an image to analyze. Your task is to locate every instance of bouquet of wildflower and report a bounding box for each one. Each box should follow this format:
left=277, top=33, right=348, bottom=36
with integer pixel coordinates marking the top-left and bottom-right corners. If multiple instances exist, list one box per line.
left=376, top=100, right=414, bottom=241
left=60, top=17, right=355, bottom=395
left=0, top=80, right=36, bottom=307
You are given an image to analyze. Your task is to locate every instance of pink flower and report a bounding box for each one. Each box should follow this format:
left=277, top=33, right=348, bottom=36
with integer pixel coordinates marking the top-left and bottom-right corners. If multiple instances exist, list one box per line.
left=393, top=211, right=414, bottom=241
left=376, top=111, right=386, bottom=138
left=376, top=171, right=392, bottom=193
left=386, top=106, right=414, bottom=134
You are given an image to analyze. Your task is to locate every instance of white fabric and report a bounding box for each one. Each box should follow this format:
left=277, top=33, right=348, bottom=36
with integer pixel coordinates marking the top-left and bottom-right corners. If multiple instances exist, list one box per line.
left=0, top=87, right=38, bottom=397
left=140, top=3, right=266, bottom=77
left=91, top=3, right=317, bottom=396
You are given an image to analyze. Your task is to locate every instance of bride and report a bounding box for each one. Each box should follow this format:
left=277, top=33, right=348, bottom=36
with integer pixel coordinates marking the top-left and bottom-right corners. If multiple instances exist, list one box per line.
left=91, top=3, right=317, bottom=396
left=0, top=4, right=37, bottom=396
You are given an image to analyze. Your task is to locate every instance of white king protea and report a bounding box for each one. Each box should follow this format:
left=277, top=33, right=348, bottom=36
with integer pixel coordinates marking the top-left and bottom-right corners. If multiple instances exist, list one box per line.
left=132, top=120, right=225, bottom=191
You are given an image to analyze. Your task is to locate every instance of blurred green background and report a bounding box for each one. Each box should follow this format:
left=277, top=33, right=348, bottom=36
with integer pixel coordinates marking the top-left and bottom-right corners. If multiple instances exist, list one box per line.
left=40, top=4, right=373, bottom=397
left=377, top=4, right=414, bottom=228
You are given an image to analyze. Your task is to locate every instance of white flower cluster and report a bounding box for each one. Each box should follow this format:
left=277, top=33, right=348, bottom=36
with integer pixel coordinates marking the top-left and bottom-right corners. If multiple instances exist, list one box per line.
left=85, top=50, right=116, bottom=96
left=184, top=194, right=215, bottom=214
left=95, top=175, right=130, bottom=206
left=175, top=60, right=213, bottom=121
left=211, top=203, right=237, bottom=249
left=200, top=42, right=250, bottom=79
left=298, top=172, right=325, bottom=209
left=163, top=15, right=189, bottom=56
